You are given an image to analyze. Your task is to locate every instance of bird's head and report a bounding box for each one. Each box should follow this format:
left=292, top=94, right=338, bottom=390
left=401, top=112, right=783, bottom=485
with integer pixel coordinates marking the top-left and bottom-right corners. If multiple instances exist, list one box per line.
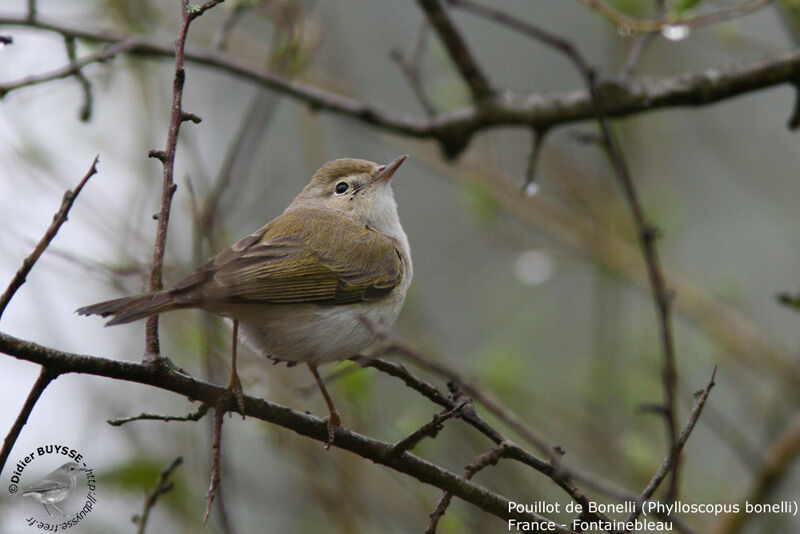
left=289, top=155, right=408, bottom=227
left=58, top=462, right=87, bottom=476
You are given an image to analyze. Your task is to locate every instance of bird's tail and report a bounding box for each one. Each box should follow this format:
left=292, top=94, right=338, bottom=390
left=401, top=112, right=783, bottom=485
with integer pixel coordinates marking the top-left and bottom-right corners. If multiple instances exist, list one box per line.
left=76, top=291, right=178, bottom=326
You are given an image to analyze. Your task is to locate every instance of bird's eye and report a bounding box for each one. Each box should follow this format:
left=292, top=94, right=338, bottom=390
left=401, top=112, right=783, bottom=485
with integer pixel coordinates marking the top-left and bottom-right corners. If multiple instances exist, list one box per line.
left=334, top=182, right=349, bottom=195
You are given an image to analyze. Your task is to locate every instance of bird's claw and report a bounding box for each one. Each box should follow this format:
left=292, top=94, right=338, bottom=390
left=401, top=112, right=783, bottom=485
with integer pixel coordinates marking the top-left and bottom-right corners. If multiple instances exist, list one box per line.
left=324, top=410, right=341, bottom=450
left=226, top=373, right=246, bottom=418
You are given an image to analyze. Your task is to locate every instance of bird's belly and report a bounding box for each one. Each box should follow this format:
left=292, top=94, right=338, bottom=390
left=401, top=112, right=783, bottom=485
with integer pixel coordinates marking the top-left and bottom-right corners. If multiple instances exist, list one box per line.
left=229, top=298, right=404, bottom=365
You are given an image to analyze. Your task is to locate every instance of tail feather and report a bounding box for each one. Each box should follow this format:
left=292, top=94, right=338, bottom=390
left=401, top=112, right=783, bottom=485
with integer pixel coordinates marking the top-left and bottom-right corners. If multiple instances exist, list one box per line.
left=76, top=291, right=177, bottom=326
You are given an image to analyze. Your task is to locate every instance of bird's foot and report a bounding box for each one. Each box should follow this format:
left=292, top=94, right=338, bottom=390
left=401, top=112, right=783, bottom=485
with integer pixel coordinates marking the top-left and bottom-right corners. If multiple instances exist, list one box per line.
left=226, top=372, right=246, bottom=418
left=324, top=409, right=341, bottom=450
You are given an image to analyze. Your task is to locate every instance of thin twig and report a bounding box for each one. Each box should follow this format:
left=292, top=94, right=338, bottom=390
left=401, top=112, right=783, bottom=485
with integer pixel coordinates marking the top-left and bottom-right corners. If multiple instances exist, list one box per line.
left=204, top=406, right=225, bottom=525
left=107, top=403, right=210, bottom=426
left=389, top=401, right=467, bottom=458
left=0, top=39, right=141, bottom=97
left=522, top=127, right=547, bottom=194
left=417, top=0, right=494, bottom=101
left=212, top=5, right=245, bottom=51
left=63, top=36, right=92, bottom=121
left=426, top=441, right=511, bottom=533
left=135, top=456, right=183, bottom=534
left=144, top=0, right=224, bottom=359
left=626, top=367, right=717, bottom=523
left=0, top=155, right=99, bottom=320
left=0, top=367, right=58, bottom=476
left=391, top=20, right=436, bottom=117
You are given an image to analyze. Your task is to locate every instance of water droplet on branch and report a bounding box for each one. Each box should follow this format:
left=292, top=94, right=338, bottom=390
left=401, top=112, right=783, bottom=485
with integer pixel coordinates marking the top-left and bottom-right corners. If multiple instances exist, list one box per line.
left=661, top=24, right=690, bottom=41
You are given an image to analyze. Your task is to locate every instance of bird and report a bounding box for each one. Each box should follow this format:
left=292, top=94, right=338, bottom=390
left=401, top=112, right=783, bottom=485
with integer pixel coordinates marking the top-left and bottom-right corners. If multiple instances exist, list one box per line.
left=77, top=156, right=412, bottom=447
left=20, top=461, right=86, bottom=516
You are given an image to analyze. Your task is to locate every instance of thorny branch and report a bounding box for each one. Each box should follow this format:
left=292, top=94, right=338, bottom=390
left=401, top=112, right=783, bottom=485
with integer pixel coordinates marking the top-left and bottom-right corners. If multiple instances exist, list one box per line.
left=145, top=0, right=224, bottom=359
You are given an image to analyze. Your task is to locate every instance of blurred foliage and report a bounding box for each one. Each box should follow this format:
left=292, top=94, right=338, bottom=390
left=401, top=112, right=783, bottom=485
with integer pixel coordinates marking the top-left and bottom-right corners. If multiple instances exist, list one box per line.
left=96, top=457, right=194, bottom=520
left=476, top=343, right=525, bottom=396
left=333, top=361, right=373, bottom=404
left=776, top=0, right=800, bottom=43
left=460, top=178, right=500, bottom=224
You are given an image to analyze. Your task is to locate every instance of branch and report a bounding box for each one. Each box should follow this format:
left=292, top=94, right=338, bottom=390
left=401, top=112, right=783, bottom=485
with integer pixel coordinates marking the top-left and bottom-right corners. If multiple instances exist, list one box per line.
left=134, top=456, right=183, bottom=534
left=426, top=441, right=510, bottom=533
left=389, top=401, right=467, bottom=458
left=204, top=406, right=224, bottom=524
left=0, top=155, right=99, bottom=320
left=144, top=0, right=223, bottom=358
left=417, top=0, right=493, bottom=101
left=3, top=14, right=800, bottom=157
left=451, top=0, right=681, bottom=500
left=626, top=367, right=717, bottom=523
left=354, top=355, right=619, bottom=529
left=108, top=403, right=210, bottom=426
left=0, top=331, right=574, bottom=532
left=0, top=367, right=58, bottom=476
left=714, top=411, right=800, bottom=534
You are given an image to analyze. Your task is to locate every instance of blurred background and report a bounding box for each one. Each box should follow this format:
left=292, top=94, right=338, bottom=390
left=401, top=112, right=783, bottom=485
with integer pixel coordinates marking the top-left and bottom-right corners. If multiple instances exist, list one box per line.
left=1, top=0, right=799, bottom=532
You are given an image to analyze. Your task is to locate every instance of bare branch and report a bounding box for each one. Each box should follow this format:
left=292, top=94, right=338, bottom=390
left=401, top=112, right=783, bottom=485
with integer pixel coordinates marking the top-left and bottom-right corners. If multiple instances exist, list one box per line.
left=0, top=367, right=58, bottom=476
left=450, top=0, right=681, bottom=500
left=107, top=403, right=210, bottom=427
left=391, top=21, right=436, bottom=117
left=426, top=442, right=510, bottom=533
left=0, top=331, right=572, bottom=530
left=3, top=14, right=800, bottom=158
left=0, top=155, right=99, bottom=320
left=204, top=407, right=224, bottom=525
left=626, top=367, right=717, bottom=523
left=417, top=0, right=493, bottom=101
left=389, top=401, right=467, bottom=459
left=63, top=36, right=92, bottom=121
left=144, top=1, right=223, bottom=359
left=134, top=456, right=183, bottom=534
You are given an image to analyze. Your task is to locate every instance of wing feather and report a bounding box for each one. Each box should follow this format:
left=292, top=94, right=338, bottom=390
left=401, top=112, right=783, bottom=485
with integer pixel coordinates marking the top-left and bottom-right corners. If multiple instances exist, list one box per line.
left=168, top=209, right=403, bottom=306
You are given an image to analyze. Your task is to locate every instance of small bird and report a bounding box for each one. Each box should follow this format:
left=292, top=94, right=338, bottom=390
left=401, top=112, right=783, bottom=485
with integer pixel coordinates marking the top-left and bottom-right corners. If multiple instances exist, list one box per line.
left=20, top=461, right=86, bottom=516
left=78, top=156, right=412, bottom=446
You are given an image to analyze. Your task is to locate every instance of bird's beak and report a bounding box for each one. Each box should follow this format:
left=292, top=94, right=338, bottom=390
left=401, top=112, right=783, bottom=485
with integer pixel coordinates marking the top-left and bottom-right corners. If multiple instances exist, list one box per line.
left=374, top=154, right=408, bottom=184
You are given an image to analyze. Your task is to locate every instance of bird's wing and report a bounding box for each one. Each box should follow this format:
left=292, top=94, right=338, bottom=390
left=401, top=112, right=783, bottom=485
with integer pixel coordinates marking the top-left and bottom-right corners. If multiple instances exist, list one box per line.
left=169, top=209, right=403, bottom=306
left=22, top=477, right=63, bottom=494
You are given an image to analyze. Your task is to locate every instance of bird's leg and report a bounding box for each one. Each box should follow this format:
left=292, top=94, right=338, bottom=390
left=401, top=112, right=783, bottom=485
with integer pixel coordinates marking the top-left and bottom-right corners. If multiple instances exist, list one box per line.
left=41, top=503, right=50, bottom=516
left=226, top=319, right=246, bottom=417
left=51, top=502, right=67, bottom=516
left=308, top=363, right=340, bottom=449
